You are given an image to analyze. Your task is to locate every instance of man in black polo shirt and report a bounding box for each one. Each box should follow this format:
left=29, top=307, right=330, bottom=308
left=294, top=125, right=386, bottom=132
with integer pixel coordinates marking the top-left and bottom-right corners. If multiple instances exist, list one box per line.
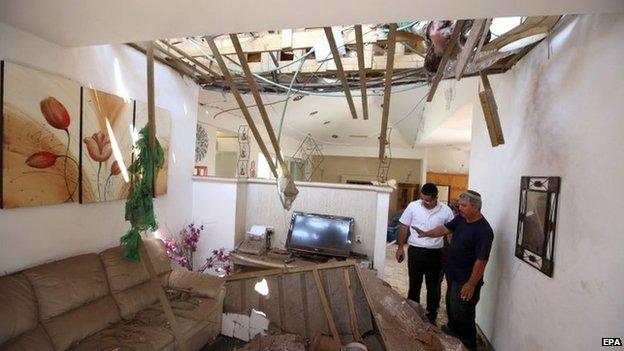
left=412, top=190, right=493, bottom=350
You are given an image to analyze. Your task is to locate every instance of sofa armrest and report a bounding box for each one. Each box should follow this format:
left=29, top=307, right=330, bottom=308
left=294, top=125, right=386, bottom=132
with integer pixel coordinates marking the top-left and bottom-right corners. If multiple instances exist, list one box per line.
left=167, top=270, right=225, bottom=298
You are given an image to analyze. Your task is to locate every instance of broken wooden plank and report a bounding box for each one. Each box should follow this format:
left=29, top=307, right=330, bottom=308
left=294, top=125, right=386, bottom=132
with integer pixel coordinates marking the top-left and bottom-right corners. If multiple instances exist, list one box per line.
left=150, top=43, right=211, bottom=83
left=206, top=36, right=278, bottom=178
left=227, top=260, right=356, bottom=282
left=356, top=267, right=461, bottom=351
left=479, top=71, right=504, bottom=146
left=313, top=268, right=341, bottom=344
left=159, top=40, right=220, bottom=78
left=455, top=19, right=487, bottom=80
left=343, top=267, right=363, bottom=343
left=230, top=33, right=288, bottom=169
left=324, top=27, right=358, bottom=120
left=427, top=20, right=466, bottom=102
left=379, top=23, right=397, bottom=159
left=355, top=24, right=369, bottom=120
left=482, top=16, right=560, bottom=52
left=311, top=335, right=342, bottom=351
left=473, top=18, right=492, bottom=65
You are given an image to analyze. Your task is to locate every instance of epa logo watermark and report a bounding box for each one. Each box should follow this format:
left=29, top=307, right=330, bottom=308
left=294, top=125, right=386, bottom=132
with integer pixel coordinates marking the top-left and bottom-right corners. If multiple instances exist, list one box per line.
left=602, top=338, right=622, bottom=347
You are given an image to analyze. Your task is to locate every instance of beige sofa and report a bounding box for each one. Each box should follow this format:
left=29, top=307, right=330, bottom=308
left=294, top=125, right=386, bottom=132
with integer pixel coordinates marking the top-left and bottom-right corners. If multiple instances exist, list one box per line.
left=0, top=239, right=226, bottom=351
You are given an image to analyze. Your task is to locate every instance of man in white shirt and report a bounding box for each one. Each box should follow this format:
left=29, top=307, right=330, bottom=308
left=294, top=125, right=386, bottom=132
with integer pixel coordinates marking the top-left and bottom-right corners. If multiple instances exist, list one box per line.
left=395, top=183, right=455, bottom=324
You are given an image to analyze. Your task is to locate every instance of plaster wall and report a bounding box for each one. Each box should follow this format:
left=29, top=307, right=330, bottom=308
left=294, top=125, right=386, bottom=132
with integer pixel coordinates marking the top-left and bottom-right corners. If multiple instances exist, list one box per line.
left=0, top=22, right=199, bottom=273
left=469, top=14, right=624, bottom=350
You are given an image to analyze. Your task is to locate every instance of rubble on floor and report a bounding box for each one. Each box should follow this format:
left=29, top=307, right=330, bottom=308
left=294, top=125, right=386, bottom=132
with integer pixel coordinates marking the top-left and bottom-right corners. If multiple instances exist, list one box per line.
left=212, top=261, right=465, bottom=351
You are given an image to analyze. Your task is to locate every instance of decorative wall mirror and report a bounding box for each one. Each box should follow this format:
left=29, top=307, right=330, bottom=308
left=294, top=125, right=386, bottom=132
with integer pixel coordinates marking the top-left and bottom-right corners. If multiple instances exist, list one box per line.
left=515, top=176, right=560, bottom=277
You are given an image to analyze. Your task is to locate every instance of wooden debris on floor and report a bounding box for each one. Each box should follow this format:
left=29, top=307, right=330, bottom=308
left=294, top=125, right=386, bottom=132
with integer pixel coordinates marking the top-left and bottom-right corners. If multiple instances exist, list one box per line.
left=222, top=261, right=466, bottom=351
left=310, top=334, right=342, bottom=351
left=238, top=333, right=307, bottom=351
left=224, top=262, right=375, bottom=348
left=355, top=267, right=466, bottom=351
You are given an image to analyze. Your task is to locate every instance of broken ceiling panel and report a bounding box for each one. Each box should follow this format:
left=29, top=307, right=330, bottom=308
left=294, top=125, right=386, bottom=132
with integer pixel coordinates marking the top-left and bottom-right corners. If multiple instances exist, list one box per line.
left=129, top=16, right=560, bottom=95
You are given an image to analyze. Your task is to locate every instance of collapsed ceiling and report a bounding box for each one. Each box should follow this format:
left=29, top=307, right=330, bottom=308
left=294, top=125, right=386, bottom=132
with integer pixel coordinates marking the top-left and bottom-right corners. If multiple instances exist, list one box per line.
left=129, top=16, right=561, bottom=95
left=134, top=16, right=561, bottom=181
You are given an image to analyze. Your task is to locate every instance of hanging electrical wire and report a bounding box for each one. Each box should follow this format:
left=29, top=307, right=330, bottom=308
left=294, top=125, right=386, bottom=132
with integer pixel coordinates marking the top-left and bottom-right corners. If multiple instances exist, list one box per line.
left=187, top=27, right=430, bottom=98
left=277, top=56, right=306, bottom=143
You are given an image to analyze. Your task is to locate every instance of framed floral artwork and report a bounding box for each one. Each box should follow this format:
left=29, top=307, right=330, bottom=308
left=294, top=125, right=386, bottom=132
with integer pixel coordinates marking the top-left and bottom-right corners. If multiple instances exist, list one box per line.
left=1, top=61, right=81, bottom=208
left=80, top=88, right=134, bottom=203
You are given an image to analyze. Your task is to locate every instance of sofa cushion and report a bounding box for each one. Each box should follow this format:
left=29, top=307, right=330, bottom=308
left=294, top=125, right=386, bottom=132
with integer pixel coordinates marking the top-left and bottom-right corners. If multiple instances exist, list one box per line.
left=168, top=270, right=225, bottom=299
left=42, top=296, right=120, bottom=351
left=23, top=254, right=111, bottom=320
left=100, top=246, right=151, bottom=292
left=0, top=274, right=38, bottom=344
left=99, top=239, right=172, bottom=319
left=112, top=281, right=158, bottom=318
left=70, top=322, right=173, bottom=351
left=71, top=308, right=208, bottom=351
left=153, top=291, right=221, bottom=322
left=0, top=326, right=54, bottom=351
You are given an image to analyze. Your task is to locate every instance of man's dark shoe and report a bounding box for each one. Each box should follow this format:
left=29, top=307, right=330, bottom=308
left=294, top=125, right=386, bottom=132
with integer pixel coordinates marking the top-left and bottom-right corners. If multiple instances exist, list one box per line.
left=441, top=324, right=458, bottom=337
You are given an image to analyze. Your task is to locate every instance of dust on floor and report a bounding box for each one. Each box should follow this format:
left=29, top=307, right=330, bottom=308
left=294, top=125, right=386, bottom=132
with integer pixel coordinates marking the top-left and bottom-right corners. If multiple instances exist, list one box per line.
left=384, top=243, right=449, bottom=327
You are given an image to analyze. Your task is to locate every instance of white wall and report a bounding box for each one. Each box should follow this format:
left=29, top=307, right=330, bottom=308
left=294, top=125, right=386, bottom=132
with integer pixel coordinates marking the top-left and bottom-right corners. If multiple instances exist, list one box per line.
left=191, top=178, right=243, bottom=269
left=420, top=78, right=478, bottom=144
left=469, top=14, right=624, bottom=350
left=245, top=179, right=391, bottom=277
left=192, top=177, right=391, bottom=277
left=425, top=145, right=471, bottom=174
left=0, top=22, right=199, bottom=274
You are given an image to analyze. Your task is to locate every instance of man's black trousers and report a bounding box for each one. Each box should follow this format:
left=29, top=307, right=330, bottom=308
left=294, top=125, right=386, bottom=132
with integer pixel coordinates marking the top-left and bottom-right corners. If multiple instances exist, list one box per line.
left=446, top=279, right=484, bottom=349
left=407, top=245, right=443, bottom=321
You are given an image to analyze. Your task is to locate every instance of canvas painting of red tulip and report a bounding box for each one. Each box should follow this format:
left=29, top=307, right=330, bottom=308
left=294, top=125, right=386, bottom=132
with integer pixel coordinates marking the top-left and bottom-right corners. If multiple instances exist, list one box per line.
left=81, top=88, right=134, bottom=203
left=135, top=101, right=171, bottom=196
left=1, top=61, right=81, bottom=209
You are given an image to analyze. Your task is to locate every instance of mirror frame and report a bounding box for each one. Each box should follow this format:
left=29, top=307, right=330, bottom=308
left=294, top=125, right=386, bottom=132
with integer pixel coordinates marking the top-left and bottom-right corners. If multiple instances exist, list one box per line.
left=515, top=176, right=561, bottom=277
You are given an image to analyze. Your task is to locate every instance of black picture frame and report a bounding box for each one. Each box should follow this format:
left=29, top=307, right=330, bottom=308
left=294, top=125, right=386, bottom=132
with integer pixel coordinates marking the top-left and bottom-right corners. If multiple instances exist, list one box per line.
left=515, top=176, right=560, bottom=277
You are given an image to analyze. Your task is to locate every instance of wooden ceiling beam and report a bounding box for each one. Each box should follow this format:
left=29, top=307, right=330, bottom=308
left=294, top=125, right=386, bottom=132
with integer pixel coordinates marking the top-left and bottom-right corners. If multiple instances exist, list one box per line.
left=379, top=23, right=397, bottom=160
left=128, top=43, right=207, bottom=85
left=479, top=71, right=504, bottom=147
left=355, top=24, right=369, bottom=120
left=152, top=43, right=213, bottom=83
left=230, top=33, right=287, bottom=169
left=473, top=18, right=492, bottom=65
left=427, top=20, right=466, bottom=102
left=324, top=27, right=358, bottom=120
left=455, top=19, right=487, bottom=80
left=159, top=40, right=220, bottom=78
left=205, top=37, right=278, bottom=178
left=482, top=16, right=560, bottom=52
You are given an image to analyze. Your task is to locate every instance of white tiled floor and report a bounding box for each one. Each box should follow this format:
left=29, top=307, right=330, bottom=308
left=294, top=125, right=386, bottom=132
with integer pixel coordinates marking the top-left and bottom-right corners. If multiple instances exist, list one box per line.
left=384, top=243, right=448, bottom=326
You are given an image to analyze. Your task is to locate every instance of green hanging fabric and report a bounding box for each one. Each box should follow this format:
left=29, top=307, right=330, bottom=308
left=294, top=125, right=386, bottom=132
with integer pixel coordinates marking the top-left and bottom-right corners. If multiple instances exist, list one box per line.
left=121, top=126, right=165, bottom=261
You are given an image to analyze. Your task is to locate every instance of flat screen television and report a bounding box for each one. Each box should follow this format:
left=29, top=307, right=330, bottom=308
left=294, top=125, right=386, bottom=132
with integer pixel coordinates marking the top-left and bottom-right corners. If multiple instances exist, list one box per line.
left=286, top=211, right=354, bottom=258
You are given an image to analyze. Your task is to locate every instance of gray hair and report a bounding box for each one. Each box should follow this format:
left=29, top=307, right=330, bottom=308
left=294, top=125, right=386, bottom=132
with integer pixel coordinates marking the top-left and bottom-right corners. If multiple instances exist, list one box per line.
left=459, top=191, right=482, bottom=209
